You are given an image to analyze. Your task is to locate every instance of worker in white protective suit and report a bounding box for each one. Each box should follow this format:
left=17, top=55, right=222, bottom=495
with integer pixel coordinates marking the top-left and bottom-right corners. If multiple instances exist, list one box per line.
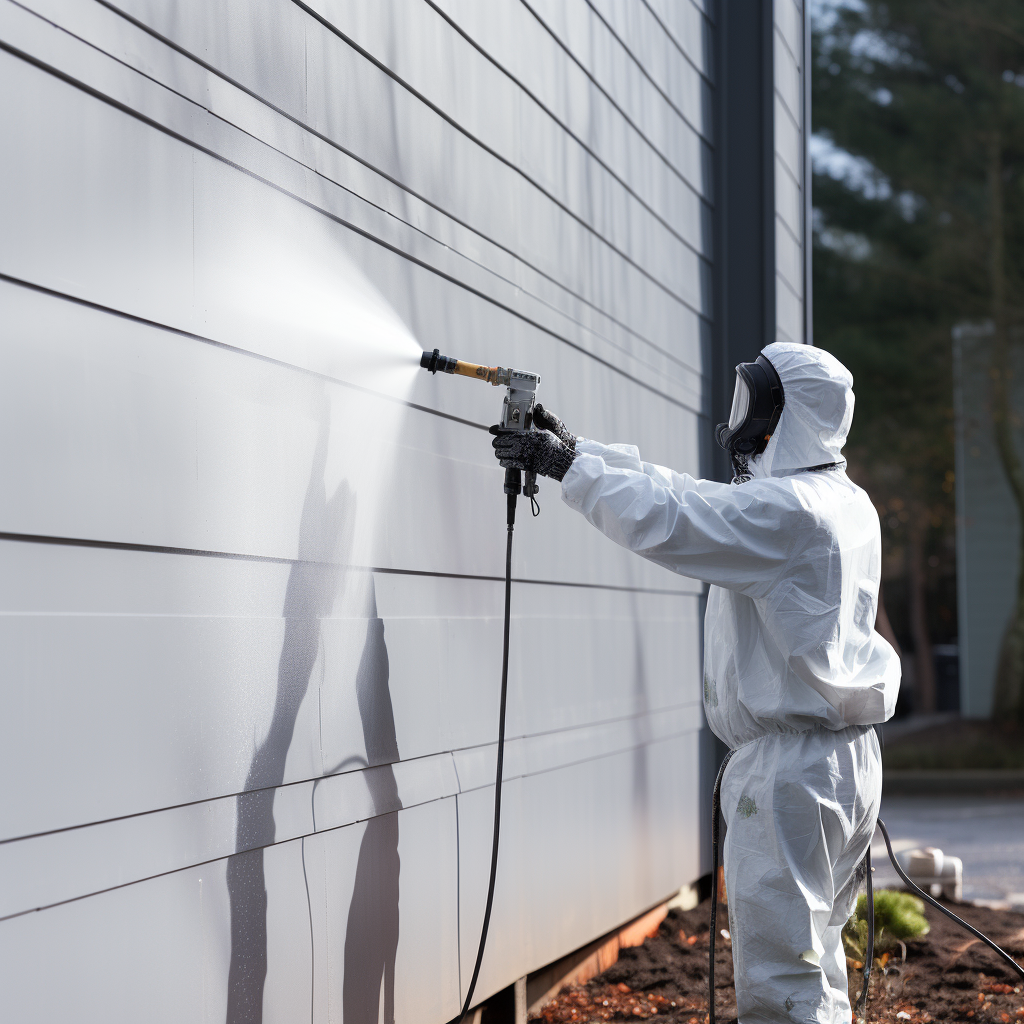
left=491, top=342, right=901, bottom=1024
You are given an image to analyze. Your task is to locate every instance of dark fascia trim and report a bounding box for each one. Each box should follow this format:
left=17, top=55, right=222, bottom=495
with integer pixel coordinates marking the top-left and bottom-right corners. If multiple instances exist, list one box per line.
left=711, top=0, right=776, bottom=481
left=803, top=0, right=814, bottom=346
left=761, top=0, right=777, bottom=351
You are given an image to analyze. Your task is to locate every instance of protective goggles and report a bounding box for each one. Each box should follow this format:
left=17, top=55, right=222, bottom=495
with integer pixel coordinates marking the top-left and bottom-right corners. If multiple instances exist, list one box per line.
left=715, top=354, right=785, bottom=457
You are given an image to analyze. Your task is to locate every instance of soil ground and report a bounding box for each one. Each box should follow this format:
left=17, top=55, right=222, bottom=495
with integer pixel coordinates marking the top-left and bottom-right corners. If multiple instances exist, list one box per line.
left=531, top=896, right=1024, bottom=1024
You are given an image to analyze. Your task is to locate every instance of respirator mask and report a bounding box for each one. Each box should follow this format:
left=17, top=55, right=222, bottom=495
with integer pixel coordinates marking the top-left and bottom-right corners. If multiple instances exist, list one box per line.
left=715, top=354, right=785, bottom=480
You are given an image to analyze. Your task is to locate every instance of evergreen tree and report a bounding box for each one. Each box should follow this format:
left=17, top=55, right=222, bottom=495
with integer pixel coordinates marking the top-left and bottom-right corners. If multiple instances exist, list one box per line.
left=812, top=0, right=1024, bottom=720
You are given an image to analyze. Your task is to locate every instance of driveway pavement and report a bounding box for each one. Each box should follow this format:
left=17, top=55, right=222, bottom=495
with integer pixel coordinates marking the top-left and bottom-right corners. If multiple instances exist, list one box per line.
left=870, top=794, right=1024, bottom=909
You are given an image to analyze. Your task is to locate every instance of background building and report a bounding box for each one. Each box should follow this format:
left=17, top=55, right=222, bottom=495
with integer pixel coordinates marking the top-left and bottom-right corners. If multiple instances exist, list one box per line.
left=953, top=323, right=1024, bottom=718
left=0, top=1, right=809, bottom=1020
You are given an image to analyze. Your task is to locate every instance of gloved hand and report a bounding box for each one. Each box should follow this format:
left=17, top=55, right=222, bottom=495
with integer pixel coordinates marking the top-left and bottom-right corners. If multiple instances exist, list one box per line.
left=533, top=403, right=576, bottom=449
left=490, top=426, right=577, bottom=482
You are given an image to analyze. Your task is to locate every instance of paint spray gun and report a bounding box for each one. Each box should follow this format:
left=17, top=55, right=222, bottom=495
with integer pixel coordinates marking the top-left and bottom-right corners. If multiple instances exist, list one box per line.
left=419, top=346, right=542, bottom=1019
left=420, top=348, right=542, bottom=515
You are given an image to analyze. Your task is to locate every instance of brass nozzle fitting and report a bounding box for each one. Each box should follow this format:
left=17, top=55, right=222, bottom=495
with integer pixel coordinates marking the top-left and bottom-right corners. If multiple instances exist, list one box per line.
left=420, top=348, right=511, bottom=386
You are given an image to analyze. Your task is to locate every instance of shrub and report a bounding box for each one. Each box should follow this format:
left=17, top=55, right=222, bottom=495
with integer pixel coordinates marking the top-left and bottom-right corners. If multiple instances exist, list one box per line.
left=842, top=890, right=930, bottom=961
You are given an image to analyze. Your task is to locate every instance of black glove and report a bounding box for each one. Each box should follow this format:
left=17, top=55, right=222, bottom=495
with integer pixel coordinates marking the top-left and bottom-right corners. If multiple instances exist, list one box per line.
left=533, top=403, right=576, bottom=449
left=490, top=426, right=577, bottom=482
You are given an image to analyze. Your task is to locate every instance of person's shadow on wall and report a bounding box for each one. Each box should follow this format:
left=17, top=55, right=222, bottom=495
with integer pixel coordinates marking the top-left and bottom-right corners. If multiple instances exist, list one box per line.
left=341, top=587, right=401, bottom=1024
left=224, top=399, right=401, bottom=1024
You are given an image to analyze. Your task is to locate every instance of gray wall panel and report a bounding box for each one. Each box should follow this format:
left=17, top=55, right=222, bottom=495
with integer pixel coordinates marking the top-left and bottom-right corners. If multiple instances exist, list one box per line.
left=0, top=27, right=706, bottom=386
left=432, top=0, right=711, bottom=194
left=604, top=0, right=712, bottom=82
left=578, top=0, right=712, bottom=156
left=97, top=0, right=708, bottom=290
left=0, top=859, right=228, bottom=1022
left=457, top=733, right=701, bottom=1000
left=10, top=0, right=708, bottom=361
left=775, top=152, right=804, bottom=243
left=0, top=544, right=698, bottom=840
left=0, top=282, right=699, bottom=586
left=773, top=0, right=807, bottom=345
left=0, top=0, right=805, bottom=1017
left=0, top=802, right=463, bottom=1023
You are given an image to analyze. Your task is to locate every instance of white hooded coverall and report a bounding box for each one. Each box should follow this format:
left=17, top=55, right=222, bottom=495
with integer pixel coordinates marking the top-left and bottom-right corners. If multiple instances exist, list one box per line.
left=559, top=342, right=901, bottom=1023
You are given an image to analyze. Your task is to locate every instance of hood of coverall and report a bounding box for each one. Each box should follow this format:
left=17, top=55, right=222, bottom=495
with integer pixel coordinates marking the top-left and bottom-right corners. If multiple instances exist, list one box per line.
left=748, top=342, right=855, bottom=478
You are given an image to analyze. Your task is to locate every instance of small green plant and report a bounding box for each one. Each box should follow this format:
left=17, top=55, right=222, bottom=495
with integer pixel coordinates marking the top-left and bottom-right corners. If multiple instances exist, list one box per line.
left=842, top=890, right=930, bottom=961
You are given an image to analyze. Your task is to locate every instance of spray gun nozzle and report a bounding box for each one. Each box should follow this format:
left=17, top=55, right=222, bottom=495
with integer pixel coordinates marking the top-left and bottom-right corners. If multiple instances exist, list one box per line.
left=420, top=348, right=459, bottom=375
left=420, top=349, right=539, bottom=390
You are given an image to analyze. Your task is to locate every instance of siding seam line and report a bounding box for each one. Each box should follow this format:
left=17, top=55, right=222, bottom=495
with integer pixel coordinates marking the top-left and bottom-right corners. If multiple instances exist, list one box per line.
left=0, top=529, right=698, bottom=597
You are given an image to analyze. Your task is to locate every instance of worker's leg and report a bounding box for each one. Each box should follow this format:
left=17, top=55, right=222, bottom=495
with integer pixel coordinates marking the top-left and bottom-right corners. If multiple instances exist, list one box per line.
left=722, top=727, right=881, bottom=1024
left=819, top=860, right=866, bottom=1018
left=820, top=728, right=883, bottom=1016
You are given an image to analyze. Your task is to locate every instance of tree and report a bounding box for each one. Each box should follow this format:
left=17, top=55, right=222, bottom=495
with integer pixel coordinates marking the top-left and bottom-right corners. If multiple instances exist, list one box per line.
left=812, top=0, right=1024, bottom=721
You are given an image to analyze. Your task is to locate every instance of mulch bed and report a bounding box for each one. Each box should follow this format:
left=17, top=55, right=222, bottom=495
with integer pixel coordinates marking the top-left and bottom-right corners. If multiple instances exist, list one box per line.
left=530, top=896, right=1024, bottom=1023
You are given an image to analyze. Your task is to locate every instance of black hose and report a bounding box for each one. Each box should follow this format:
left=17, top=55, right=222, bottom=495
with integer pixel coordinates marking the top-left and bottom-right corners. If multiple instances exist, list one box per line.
left=876, top=819, right=1024, bottom=984
left=458, top=490, right=517, bottom=1022
left=856, top=846, right=874, bottom=1016
left=708, top=748, right=735, bottom=1024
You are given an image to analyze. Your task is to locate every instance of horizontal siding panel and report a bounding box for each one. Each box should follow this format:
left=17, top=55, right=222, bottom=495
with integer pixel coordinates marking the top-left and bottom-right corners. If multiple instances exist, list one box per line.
left=524, top=0, right=713, bottom=147
left=426, top=0, right=711, bottom=202
left=774, top=28, right=803, bottom=128
left=774, top=0, right=803, bottom=61
left=0, top=703, right=700, bottom=920
left=774, top=0, right=805, bottom=349
left=0, top=11, right=711, bottom=367
left=775, top=151, right=803, bottom=242
left=0, top=604, right=699, bottom=839
left=625, top=0, right=711, bottom=80
left=776, top=269, right=804, bottom=345
left=0, top=536, right=699, bottom=839
left=0, top=803, right=463, bottom=1022
left=0, top=284, right=700, bottom=585
left=23, top=0, right=708, bottom=365
left=774, top=90, right=803, bottom=185
left=775, top=205, right=804, bottom=299
left=95, top=0, right=709, bottom=275
left=458, top=733, right=701, bottom=999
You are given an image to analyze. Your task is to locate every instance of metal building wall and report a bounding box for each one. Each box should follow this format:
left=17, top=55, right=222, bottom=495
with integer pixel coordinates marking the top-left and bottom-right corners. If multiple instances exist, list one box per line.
left=772, top=0, right=810, bottom=347
left=0, top=2, right=723, bottom=1022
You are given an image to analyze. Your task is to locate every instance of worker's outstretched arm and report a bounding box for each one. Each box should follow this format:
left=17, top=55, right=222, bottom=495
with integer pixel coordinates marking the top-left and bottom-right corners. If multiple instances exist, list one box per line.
left=562, top=439, right=804, bottom=595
